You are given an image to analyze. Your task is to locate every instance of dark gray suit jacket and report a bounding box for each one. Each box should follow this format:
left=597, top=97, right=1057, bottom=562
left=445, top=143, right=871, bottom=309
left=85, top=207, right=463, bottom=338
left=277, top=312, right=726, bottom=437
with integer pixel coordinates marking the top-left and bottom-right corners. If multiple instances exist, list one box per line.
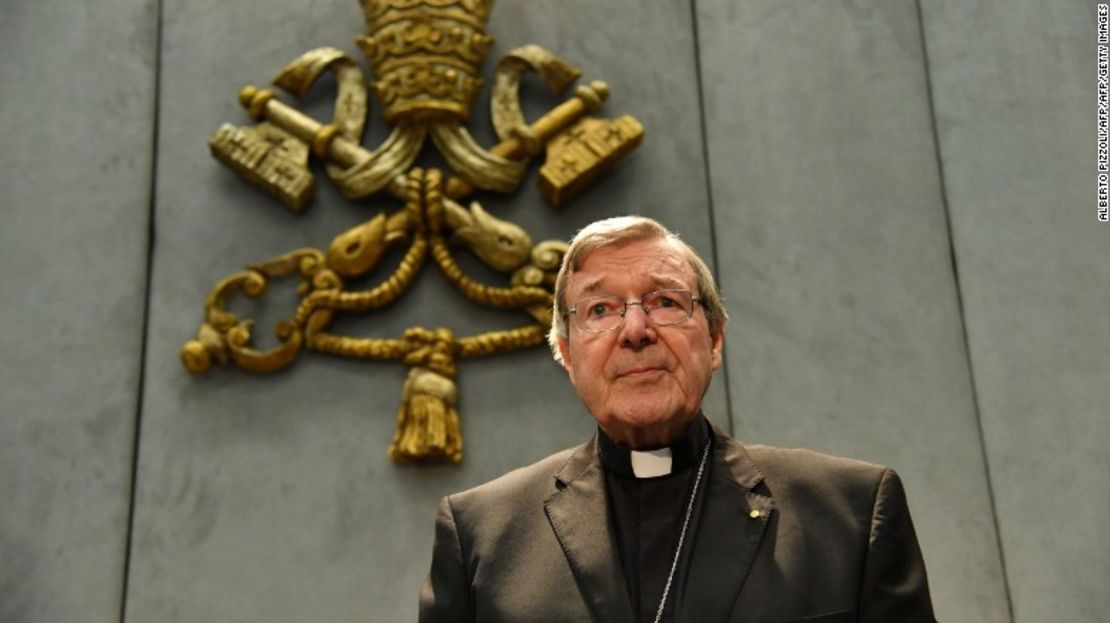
left=419, top=426, right=935, bottom=622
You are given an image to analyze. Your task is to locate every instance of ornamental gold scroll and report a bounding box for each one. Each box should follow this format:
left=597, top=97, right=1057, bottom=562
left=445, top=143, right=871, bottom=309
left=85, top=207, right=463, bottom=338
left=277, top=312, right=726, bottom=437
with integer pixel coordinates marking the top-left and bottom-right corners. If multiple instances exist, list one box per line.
left=184, top=0, right=644, bottom=463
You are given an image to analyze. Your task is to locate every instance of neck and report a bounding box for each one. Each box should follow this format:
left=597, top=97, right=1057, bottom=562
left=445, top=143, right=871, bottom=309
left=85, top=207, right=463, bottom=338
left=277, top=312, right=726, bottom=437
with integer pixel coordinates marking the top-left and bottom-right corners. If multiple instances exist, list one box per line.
left=597, top=415, right=711, bottom=478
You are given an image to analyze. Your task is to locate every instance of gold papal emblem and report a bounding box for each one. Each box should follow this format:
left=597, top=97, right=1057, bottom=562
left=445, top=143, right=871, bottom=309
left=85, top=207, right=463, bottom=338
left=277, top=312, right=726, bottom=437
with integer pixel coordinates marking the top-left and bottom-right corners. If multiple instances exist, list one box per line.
left=181, top=0, right=643, bottom=463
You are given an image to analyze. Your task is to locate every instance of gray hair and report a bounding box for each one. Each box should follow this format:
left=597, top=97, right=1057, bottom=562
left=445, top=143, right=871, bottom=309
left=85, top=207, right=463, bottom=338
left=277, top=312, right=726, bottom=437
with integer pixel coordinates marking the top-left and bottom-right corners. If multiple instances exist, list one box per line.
left=548, top=215, right=728, bottom=362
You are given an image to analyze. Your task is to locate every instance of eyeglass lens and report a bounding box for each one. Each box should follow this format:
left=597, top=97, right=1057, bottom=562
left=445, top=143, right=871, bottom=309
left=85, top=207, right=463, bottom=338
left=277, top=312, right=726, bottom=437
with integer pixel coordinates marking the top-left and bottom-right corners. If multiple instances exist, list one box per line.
left=572, top=290, right=695, bottom=332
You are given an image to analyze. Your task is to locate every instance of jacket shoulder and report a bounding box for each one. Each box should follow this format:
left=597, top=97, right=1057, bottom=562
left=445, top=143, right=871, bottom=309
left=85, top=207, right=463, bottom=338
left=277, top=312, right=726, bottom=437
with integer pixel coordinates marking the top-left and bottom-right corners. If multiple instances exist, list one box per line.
left=743, top=443, right=887, bottom=477
left=447, top=445, right=581, bottom=515
left=738, top=442, right=893, bottom=511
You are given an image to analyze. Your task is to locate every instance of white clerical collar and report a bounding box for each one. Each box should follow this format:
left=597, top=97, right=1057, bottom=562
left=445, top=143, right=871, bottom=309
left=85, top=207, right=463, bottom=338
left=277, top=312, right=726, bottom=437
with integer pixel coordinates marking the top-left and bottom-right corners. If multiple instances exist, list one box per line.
left=596, top=416, right=711, bottom=479
left=629, top=447, right=673, bottom=478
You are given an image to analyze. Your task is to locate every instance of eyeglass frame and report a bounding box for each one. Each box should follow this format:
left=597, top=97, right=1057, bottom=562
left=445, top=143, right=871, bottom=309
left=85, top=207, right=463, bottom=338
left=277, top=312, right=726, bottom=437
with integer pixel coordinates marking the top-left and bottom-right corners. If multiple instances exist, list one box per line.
left=566, top=289, right=705, bottom=334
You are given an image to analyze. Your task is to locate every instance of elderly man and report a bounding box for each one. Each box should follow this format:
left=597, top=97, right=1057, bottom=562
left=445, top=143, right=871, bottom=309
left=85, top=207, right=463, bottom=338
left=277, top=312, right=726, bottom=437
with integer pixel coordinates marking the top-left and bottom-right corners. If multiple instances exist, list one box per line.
left=419, top=216, right=935, bottom=623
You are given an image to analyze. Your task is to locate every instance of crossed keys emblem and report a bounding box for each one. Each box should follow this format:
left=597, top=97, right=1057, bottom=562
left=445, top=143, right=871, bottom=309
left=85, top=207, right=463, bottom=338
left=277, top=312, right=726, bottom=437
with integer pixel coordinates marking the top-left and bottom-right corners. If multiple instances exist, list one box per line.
left=181, top=0, right=643, bottom=463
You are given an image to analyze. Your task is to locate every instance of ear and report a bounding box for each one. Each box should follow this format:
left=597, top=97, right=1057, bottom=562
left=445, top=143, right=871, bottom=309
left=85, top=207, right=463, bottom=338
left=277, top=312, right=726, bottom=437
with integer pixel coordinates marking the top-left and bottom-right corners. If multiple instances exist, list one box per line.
left=557, top=337, right=576, bottom=382
left=709, top=329, right=724, bottom=371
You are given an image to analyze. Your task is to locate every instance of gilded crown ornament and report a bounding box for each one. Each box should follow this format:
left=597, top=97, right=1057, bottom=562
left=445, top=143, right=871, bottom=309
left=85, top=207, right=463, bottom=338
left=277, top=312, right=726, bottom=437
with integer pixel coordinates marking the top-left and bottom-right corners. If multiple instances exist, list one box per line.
left=357, top=0, right=494, bottom=123
left=186, top=0, right=644, bottom=463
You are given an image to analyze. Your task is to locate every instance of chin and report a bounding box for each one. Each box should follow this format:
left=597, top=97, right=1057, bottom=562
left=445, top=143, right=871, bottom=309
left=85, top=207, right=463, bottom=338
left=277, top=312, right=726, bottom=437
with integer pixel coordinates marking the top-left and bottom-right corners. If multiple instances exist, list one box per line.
left=603, top=407, right=690, bottom=447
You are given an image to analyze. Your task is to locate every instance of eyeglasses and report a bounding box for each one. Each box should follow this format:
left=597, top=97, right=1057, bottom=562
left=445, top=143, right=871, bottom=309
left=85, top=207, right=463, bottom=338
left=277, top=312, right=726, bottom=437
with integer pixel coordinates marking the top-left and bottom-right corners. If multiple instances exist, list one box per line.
left=568, top=289, right=702, bottom=333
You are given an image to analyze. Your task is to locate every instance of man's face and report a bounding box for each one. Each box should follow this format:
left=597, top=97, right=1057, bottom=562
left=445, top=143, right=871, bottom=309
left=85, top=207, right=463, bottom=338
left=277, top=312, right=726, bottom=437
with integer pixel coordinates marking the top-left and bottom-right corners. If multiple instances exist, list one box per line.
left=557, top=237, right=723, bottom=449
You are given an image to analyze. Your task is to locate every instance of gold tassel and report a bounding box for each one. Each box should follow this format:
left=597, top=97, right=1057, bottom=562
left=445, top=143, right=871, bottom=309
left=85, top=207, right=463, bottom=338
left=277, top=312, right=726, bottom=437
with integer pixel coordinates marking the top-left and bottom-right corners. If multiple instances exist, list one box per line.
left=388, top=366, right=462, bottom=463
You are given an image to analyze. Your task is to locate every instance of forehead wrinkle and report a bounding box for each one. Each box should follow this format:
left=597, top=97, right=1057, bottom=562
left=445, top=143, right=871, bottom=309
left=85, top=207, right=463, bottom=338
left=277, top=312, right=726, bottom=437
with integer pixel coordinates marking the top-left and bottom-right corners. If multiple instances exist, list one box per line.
left=574, top=272, right=689, bottom=298
left=577, top=276, right=606, bottom=296
left=649, top=274, right=688, bottom=290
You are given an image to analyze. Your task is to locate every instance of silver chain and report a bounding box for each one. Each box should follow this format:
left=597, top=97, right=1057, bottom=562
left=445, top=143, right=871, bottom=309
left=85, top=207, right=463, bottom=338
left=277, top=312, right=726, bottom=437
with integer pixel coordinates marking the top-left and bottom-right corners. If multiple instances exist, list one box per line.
left=652, top=441, right=711, bottom=623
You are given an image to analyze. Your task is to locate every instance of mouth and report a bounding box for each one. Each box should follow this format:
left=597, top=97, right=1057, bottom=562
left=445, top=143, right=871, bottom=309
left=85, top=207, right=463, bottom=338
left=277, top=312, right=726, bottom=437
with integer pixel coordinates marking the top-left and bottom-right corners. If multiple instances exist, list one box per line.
left=618, top=366, right=665, bottom=379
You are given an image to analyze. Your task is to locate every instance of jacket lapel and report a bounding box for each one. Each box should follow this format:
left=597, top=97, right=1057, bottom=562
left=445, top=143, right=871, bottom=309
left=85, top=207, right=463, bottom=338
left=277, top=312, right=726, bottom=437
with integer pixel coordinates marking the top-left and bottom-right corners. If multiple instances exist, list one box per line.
left=544, top=438, right=635, bottom=623
left=677, top=428, right=774, bottom=622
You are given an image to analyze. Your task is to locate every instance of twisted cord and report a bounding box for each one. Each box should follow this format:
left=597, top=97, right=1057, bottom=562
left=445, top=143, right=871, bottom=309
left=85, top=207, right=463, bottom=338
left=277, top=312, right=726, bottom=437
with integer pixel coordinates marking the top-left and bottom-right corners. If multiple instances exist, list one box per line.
left=424, top=170, right=552, bottom=309
left=307, top=333, right=410, bottom=360
left=457, top=324, right=547, bottom=358
left=331, top=235, right=427, bottom=311
left=293, top=169, right=428, bottom=325
left=292, top=168, right=549, bottom=364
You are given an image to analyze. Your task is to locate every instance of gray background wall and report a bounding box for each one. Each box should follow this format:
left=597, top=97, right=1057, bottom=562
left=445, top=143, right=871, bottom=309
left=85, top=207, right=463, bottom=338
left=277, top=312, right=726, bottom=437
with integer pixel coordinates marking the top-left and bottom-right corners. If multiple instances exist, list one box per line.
left=1, top=0, right=1105, bottom=621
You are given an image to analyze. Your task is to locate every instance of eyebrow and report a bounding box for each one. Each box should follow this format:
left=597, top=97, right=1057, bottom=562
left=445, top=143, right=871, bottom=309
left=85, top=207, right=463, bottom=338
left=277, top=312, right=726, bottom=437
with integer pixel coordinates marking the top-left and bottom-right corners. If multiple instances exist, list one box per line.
left=577, top=274, right=688, bottom=295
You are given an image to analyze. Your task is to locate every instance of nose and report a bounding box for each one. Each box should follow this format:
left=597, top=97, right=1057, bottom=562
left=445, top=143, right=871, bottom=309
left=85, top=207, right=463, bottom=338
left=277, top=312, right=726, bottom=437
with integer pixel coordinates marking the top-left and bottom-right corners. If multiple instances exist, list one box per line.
left=618, top=303, right=657, bottom=349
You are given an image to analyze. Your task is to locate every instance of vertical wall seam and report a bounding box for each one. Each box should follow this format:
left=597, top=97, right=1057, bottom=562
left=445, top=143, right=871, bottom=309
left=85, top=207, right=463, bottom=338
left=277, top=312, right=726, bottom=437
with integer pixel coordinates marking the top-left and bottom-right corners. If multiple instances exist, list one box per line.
left=119, top=0, right=164, bottom=620
left=688, top=0, right=735, bottom=436
left=913, top=1, right=1015, bottom=621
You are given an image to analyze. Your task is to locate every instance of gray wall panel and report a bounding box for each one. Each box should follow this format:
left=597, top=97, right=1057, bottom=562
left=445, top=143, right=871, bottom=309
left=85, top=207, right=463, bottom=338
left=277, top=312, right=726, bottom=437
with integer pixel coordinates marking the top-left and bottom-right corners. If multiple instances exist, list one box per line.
left=11, top=0, right=1096, bottom=620
left=128, top=0, right=717, bottom=620
left=695, top=1, right=1010, bottom=621
left=0, top=0, right=157, bottom=621
left=921, top=1, right=1108, bottom=621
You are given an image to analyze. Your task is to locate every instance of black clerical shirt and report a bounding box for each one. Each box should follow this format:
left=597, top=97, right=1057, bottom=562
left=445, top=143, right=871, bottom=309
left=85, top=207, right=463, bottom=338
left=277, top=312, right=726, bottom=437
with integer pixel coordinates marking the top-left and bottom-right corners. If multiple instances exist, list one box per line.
left=598, top=416, right=712, bottom=623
